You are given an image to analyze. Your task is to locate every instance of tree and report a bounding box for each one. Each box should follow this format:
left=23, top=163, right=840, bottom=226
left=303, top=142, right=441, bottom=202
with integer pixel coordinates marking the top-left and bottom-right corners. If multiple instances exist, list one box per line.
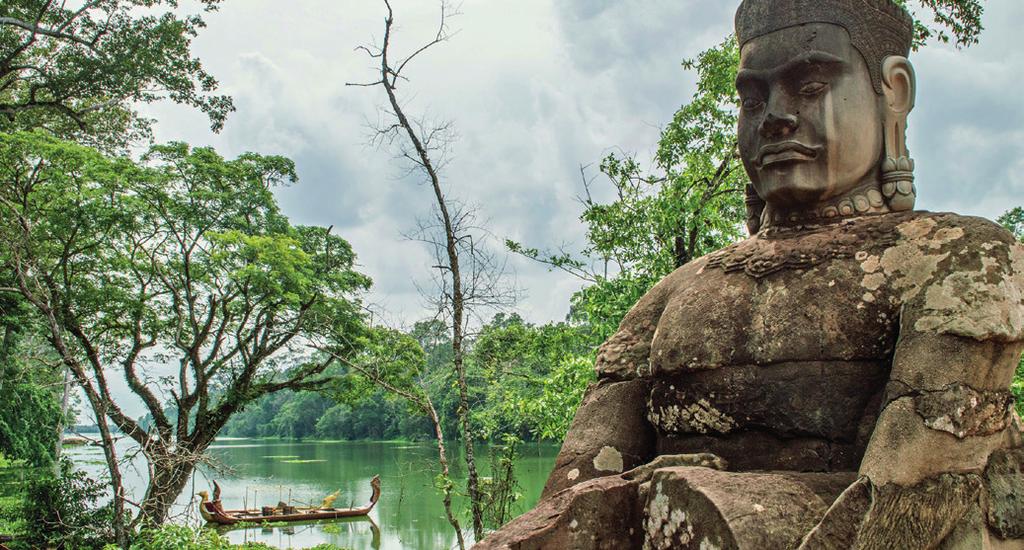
left=469, top=314, right=595, bottom=441
left=0, top=0, right=233, bottom=151
left=0, top=315, right=64, bottom=467
left=895, top=0, right=985, bottom=49
left=322, top=326, right=468, bottom=550
left=348, top=1, right=516, bottom=542
left=999, top=207, right=1024, bottom=241
left=999, top=206, right=1024, bottom=415
left=0, top=132, right=370, bottom=543
left=509, top=37, right=746, bottom=349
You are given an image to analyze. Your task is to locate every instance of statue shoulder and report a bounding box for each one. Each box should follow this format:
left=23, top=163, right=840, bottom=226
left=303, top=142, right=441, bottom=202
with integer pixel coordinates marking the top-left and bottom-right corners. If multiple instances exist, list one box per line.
left=887, top=212, right=1024, bottom=343
left=891, top=211, right=1015, bottom=243
left=593, top=252, right=730, bottom=380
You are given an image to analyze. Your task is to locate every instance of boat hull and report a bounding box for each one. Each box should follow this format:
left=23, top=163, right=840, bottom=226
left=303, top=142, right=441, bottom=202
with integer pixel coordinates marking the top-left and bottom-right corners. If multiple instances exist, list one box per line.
left=203, top=506, right=373, bottom=525
left=201, top=475, right=381, bottom=526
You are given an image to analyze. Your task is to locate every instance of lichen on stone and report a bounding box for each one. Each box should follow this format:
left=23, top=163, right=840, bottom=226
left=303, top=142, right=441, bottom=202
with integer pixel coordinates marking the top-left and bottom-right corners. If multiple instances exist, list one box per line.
left=912, top=384, right=1014, bottom=438
left=897, top=217, right=938, bottom=240
left=647, top=399, right=737, bottom=435
left=879, top=243, right=949, bottom=301
left=913, top=245, right=1024, bottom=342
left=643, top=482, right=696, bottom=550
left=593, top=446, right=625, bottom=473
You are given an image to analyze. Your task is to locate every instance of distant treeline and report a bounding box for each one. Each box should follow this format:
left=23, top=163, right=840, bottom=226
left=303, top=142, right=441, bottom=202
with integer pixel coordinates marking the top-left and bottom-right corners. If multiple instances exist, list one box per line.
left=221, top=390, right=435, bottom=441
left=221, top=313, right=601, bottom=443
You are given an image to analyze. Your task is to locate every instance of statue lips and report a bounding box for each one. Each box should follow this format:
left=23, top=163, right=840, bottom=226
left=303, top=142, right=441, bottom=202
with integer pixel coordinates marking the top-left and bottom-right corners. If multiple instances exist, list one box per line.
left=756, top=141, right=820, bottom=169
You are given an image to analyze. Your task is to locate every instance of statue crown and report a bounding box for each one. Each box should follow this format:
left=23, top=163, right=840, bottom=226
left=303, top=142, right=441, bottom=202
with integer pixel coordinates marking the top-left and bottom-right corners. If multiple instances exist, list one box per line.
left=735, top=0, right=914, bottom=93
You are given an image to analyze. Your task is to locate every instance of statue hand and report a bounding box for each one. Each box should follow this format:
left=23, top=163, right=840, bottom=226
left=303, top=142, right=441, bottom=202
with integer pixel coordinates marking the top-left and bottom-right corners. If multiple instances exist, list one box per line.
left=799, top=474, right=982, bottom=550
left=621, top=452, right=727, bottom=483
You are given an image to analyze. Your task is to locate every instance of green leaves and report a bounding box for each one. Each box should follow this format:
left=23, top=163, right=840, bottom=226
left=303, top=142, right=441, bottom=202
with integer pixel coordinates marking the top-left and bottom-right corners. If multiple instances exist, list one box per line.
left=998, top=207, right=1023, bottom=242
left=0, top=0, right=234, bottom=147
left=1000, top=206, right=1024, bottom=416
left=468, top=314, right=596, bottom=441
left=0, top=129, right=371, bottom=457
left=894, top=0, right=985, bottom=49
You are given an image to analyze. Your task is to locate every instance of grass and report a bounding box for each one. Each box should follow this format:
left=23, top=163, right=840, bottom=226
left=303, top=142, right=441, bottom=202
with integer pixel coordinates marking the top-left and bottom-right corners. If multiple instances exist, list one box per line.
left=280, top=459, right=327, bottom=464
left=0, top=458, right=29, bottom=539
left=0, top=494, right=25, bottom=537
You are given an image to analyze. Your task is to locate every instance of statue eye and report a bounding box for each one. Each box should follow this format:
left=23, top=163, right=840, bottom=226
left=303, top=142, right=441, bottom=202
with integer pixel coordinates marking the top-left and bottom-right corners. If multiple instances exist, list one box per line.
left=799, top=81, right=828, bottom=96
left=741, top=97, right=764, bottom=110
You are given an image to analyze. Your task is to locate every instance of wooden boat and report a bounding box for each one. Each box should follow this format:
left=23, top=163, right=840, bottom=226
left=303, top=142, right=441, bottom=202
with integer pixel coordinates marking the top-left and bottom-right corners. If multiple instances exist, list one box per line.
left=198, top=476, right=381, bottom=526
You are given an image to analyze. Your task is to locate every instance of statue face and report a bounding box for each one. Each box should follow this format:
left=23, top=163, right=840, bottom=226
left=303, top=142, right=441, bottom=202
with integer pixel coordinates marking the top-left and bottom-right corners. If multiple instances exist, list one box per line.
left=737, top=23, right=884, bottom=208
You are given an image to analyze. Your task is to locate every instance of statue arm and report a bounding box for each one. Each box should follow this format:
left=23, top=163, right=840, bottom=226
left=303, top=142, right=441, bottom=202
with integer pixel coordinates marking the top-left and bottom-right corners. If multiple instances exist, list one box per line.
left=858, top=332, right=1022, bottom=487
left=861, top=228, right=1024, bottom=486
left=540, top=274, right=680, bottom=497
left=803, top=229, right=1024, bottom=548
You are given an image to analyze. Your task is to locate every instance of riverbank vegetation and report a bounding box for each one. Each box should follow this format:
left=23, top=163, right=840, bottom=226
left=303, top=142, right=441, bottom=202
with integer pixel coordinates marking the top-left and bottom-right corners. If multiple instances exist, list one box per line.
left=0, top=0, right=1013, bottom=548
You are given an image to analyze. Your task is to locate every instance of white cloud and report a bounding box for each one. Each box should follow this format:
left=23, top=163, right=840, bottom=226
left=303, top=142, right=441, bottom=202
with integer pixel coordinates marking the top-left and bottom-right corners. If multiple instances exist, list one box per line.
left=135, top=0, right=1024, bottom=333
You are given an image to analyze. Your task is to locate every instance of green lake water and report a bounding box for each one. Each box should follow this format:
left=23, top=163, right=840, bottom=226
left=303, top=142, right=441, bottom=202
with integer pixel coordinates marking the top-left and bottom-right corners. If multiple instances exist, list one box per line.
left=67, top=439, right=560, bottom=549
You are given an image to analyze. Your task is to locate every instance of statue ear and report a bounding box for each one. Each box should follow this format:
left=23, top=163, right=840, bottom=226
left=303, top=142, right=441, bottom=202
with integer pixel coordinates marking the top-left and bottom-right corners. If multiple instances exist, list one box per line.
left=882, top=56, right=916, bottom=117
left=880, top=56, right=917, bottom=211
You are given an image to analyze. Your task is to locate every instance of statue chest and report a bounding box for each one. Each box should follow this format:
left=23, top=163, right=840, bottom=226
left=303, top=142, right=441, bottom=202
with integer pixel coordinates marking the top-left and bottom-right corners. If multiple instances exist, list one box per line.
left=649, top=241, right=901, bottom=373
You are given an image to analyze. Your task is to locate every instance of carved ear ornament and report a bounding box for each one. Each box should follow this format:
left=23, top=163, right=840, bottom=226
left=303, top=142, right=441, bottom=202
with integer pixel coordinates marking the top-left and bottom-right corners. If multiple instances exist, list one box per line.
left=881, top=156, right=916, bottom=212
left=880, top=55, right=917, bottom=211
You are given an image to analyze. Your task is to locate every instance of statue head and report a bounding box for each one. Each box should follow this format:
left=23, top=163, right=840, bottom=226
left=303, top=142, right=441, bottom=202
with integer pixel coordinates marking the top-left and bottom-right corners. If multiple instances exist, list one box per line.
left=735, top=0, right=917, bottom=232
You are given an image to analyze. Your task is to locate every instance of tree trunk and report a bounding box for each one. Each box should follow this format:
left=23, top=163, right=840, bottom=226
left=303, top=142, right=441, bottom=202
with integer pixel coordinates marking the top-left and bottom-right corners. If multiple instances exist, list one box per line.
left=138, top=459, right=197, bottom=527
left=53, top=367, right=72, bottom=474
left=427, top=400, right=466, bottom=550
left=371, top=6, right=486, bottom=540
left=452, top=321, right=484, bottom=540
left=673, top=235, right=689, bottom=268
left=93, top=404, right=129, bottom=548
left=0, top=324, right=12, bottom=363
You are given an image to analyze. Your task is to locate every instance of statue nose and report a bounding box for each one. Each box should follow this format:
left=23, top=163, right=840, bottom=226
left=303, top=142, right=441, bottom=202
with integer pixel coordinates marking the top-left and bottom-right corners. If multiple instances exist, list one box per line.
left=760, top=112, right=799, bottom=138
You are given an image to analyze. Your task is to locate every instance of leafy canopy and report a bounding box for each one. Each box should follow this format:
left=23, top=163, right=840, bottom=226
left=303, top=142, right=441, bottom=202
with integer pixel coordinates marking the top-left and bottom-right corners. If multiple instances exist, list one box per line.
left=0, top=0, right=234, bottom=150
left=0, top=131, right=370, bottom=523
left=998, top=207, right=1023, bottom=242
left=999, top=206, right=1024, bottom=415
left=895, top=0, right=985, bottom=49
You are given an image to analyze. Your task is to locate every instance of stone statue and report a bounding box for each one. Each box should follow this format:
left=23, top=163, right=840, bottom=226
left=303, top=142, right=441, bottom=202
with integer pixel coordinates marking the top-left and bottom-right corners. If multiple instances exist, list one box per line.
left=478, top=0, right=1024, bottom=548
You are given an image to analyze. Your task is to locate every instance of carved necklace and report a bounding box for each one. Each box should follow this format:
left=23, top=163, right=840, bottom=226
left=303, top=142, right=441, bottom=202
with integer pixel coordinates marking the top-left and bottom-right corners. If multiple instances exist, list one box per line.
left=760, top=182, right=891, bottom=230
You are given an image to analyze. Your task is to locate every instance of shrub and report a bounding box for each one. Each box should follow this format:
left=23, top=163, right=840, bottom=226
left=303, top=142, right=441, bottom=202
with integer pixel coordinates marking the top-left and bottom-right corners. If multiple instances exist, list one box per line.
left=20, top=459, right=116, bottom=549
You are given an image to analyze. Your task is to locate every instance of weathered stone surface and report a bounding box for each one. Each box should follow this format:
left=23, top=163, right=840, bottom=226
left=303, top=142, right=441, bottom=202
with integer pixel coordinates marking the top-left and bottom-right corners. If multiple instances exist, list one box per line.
left=799, top=478, right=872, bottom=549
left=986, top=448, right=1024, bottom=540
left=648, top=361, right=887, bottom=440
left=855, top=474, right=982, bottom=550
left=913, top=385, right=1015, bottom=439
left=642, top=467, right=853, bottom=550
left=860, top=397, right=1019, bottom=487
left=937, top=506, right=1019, bottom=550
left=800, top=474, right=990, bottom=550
left=474, top=474, right=644, bottom=550
left=644, top=212, right=1018, bottom=377
left=542, top=379, right=655, bottom=498
left=658, top=431, right=864, bottom=473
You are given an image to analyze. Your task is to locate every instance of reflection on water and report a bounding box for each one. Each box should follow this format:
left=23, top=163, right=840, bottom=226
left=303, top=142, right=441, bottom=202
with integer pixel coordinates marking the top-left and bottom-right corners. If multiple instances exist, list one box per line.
left=68, top=439, right=559, bottom=549
left=216, top=517, right=381, bottom=549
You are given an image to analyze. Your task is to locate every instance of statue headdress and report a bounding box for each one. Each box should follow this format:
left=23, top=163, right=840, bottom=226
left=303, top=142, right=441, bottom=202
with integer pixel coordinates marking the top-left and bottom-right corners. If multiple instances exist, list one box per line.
left=735, top=0, right=914, bottom=94
left=736, top=0, right=918, bottom=232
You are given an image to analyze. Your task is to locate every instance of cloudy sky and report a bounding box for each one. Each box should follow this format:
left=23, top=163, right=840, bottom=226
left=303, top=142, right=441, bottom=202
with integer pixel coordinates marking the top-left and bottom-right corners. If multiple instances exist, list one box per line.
left=142, top=0, right=1024, bottom=329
